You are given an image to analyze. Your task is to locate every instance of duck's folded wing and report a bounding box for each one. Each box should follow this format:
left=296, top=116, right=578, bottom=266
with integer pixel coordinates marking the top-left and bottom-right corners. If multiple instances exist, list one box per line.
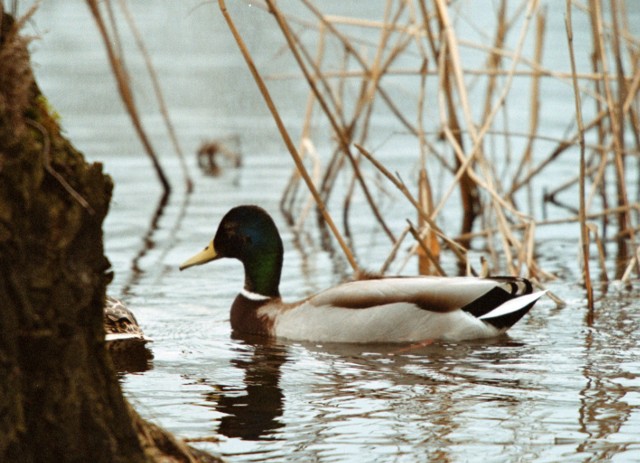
left=307, top=276, right=526, bottom=312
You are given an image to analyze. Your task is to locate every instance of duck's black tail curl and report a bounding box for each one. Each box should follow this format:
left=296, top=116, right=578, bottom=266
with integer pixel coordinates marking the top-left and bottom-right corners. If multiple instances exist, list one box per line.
left=461, top=277, right=542, bottom=330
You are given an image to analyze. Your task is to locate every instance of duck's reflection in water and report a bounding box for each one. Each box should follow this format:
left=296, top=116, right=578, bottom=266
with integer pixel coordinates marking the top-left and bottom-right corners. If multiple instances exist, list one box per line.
left=205, top=336, right=288, bottom=441
left=110, top=345, right=154, bottom=375
left=198, top=333, right=542, bottom=455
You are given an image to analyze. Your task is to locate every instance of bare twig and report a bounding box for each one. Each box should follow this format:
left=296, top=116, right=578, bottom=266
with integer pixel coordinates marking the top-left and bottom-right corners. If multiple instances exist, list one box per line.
left=117, top=0, right=192, bottom=193
left=85, top=0, right=171, bottom=197
left=566, top=0, right=593, bottom=308
left=218, top=0, right=359, bottom=273
left=354, top=143, right=471, bottom=271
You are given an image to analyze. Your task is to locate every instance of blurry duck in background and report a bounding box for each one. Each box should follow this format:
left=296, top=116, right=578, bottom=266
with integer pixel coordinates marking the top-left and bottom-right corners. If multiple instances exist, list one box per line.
left=179, top=205, right=545, bottom=344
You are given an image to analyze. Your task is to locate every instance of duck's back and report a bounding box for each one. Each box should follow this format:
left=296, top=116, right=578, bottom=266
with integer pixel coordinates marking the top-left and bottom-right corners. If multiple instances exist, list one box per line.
left=261, top=276, right=542, bottom=343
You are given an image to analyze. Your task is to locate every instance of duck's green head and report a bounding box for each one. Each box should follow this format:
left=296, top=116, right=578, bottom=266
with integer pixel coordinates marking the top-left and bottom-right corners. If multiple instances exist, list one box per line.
left=180, top=205, right=284, bottom=298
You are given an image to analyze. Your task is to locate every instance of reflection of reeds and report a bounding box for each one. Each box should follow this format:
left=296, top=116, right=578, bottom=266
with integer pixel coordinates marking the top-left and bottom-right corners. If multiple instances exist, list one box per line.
left=220, top=1, right=638, bottom=299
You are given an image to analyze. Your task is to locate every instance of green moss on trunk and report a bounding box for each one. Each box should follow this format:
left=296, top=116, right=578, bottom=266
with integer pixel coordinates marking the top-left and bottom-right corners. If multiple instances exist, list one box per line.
left=0, top=10, right=222, bottom=461
left=0, top=10, right=225, bottom=462
left=0, top=10, right=149, bottom=462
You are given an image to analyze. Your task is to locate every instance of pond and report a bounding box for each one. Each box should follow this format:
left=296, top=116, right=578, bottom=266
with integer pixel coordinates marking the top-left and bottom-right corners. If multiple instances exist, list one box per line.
left=31, top=1, right=640, bottom=461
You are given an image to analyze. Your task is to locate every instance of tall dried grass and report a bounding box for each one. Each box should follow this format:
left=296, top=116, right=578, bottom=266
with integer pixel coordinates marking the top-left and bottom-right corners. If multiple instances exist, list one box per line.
left=220, top=0, right=640, bottom=304
left=86, top=0, right=192, bottom=197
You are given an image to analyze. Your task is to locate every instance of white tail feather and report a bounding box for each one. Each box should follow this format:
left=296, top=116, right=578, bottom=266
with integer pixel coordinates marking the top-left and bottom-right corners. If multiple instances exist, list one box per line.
left=479, top=291, right=546, bottom=321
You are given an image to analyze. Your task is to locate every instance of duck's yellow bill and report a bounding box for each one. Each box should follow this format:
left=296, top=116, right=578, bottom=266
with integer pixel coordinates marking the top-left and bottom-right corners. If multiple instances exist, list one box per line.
left=179, top=240, right=218, bottom=270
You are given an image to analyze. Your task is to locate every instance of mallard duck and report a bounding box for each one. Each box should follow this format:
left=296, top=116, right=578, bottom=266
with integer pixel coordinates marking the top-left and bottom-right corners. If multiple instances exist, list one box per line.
left=104, top=296, right=152, bottom=348
left=180, top=205, right=545, bottom=343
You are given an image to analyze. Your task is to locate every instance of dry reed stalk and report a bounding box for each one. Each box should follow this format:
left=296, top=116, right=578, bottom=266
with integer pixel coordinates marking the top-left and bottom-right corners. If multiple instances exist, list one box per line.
left=512, top=6, right=545, bottom=205
left=434, top=0, right=540, bottom=195
left=341, top=2, right=412, bottom=244
left=622, top=67, right=640, bottom=113
left=465, top=0, right=539, bottom=178
left=480, top=0, right=508, bottom=132
left=292, top=138, right=322, bottom=231
left=280, top=24, right=326, bottom=224
left=611, top=0, right=640, bottom=278
left=354, top=143, right=471, bottom=271
left=295, top=39, right=344, bottom=209
left=85, top=0, right=171, bottom=196
left=435, top=36, right=479, bottom=248
left=396, top=2, right=537, bottom=275
left=407, top=220, right=446, bottom=276
left=620, top=245, right=640, bottom=284
left=401, top=7, right=442, bottom=272
left=217, top=0, right=359, bottom=273
left=236, top=1, right=638, bottom=287
left=417, top=168, right=441, bottom=275
left=270, top=65, right=631, bottom=83
left=609, top=0, right=632, bottom=229
left=299, top=0, right=420, bottom=136
left=458, top=203, right=640, bottom=241
left=587, top=3, right=608, bottom=212
left=507, top=108, right=608, bottom=197
left=585, top=141, right=616, bottom=215
left=379, top=225, right=411, bottom=274
left=431, top=0, right=539, bottom=249
left=588, top=223, right=609, bottom=283
left=545, top=162, right=600, bottom=206
left=414, top=10, right=438, bottom=274
left=620, top=256, right=636, bottom=285
left=432, top=0, right=477, bottom=142
left=523, top=221, right=536, bottom=277
left=430, top=39, right=473, bottom=222
left=589, top=0, right=634, bottom=277
left=117, top=0, right=192, bottom=193
left=441, top=123, right=531, bottom=221
left=622, top=66, right=640, bottom=153
left=566, top=0, right=593, bottom=308
left=430, top=4, right=481, bottom=252
left=268, top=0, right=401, bottom=244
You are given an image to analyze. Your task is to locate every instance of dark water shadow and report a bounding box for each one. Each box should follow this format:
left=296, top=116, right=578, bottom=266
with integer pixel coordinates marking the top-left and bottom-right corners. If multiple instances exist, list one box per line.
left=121, top=191, right=169, bottom=297
left=121, top=186, right=192, bottom=296
left=180, top=333, right=547, bottom=460
left=110, top=346, right=154, bottom=375
left=154, top=187, right=193, bottom=284
left=200, top=336, right=288, bottom=441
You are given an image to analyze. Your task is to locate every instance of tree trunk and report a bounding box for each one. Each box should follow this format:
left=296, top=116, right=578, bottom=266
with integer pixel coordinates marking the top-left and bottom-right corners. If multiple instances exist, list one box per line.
left=0, top=10, right=218, bottom=463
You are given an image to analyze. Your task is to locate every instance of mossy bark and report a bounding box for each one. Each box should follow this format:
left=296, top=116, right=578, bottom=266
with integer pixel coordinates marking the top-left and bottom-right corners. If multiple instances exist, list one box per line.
left=0, top=11, right=219, bottom=463
left=0, top=11, right=147, bottom=462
